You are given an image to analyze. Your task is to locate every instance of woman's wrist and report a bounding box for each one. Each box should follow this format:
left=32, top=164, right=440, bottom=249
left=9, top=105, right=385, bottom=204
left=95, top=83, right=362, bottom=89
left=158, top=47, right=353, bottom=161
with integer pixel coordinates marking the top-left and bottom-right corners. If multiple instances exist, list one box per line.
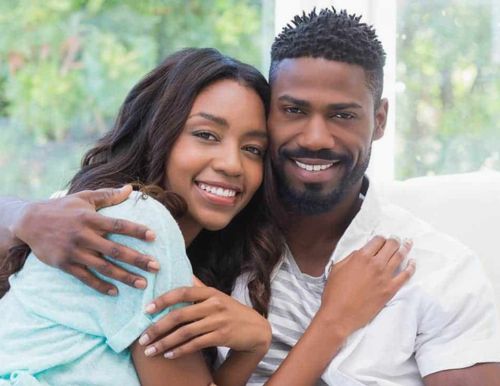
left=312, top=308, right=351, bottom=348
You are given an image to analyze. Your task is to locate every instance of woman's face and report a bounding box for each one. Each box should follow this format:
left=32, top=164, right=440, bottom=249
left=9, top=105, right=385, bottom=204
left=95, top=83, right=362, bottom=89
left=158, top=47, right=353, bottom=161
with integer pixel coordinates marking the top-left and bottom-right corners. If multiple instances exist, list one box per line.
left=166, top=79, right=267, bottom=240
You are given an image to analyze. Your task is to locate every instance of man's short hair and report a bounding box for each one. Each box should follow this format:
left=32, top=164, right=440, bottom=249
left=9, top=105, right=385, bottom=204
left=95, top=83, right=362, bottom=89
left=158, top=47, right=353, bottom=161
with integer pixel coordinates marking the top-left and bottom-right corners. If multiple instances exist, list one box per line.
left=270, top=7, right=386, bottom=105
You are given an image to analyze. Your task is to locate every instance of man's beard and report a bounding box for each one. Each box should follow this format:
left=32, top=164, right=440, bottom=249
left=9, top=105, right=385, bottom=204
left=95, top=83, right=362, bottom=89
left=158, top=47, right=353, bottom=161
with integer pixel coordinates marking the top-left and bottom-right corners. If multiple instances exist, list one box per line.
left=272, top=147, right=371, bottom=216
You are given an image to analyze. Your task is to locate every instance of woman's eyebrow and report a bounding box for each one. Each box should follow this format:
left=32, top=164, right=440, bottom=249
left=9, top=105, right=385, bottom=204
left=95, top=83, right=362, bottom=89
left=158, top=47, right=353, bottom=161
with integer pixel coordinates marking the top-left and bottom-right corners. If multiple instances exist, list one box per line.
left=243, top=129, right=268, bottom=140
left=188, top=112, right=228, bottom=127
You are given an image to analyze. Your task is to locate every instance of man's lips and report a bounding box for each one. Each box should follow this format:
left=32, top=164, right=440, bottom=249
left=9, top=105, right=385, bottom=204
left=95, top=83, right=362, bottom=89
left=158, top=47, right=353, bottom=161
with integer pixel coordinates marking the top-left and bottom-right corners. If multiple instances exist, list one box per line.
left=291, top=157, right=341, bottom=172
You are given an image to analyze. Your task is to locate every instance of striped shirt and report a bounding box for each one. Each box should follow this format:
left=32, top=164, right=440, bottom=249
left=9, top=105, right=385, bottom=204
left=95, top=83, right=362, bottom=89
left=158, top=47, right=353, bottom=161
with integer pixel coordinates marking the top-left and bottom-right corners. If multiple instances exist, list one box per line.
left=247, top=247, right=328, bottom=386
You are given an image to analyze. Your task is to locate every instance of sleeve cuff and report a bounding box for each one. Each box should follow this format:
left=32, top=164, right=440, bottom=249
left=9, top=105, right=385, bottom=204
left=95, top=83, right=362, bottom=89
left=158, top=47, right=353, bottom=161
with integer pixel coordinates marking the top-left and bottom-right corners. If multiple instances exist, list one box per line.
left=417, top=337, right=500, bottom=377
left=107, top=313, right=154, bottom=353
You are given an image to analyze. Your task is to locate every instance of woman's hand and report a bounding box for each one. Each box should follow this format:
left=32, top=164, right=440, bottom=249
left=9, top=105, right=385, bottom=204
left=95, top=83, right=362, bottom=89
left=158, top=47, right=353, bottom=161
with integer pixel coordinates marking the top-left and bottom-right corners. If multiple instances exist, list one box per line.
left=139, top=278, right=272, bottom=360
left=318, top=235, right=415, bottom=338
left=12, top=185, right=159, bottom=295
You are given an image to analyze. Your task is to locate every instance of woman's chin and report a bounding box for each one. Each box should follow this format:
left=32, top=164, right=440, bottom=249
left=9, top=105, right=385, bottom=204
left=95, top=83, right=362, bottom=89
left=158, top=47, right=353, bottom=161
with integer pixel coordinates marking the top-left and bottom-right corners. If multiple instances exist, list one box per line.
left=200, top=218, right=232, bottom=232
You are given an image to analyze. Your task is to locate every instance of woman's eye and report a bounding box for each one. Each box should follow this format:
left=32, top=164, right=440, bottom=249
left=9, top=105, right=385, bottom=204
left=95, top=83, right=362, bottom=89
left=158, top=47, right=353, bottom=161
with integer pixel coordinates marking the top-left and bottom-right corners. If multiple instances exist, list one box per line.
left=243, top=145, right=264, bottom=157
left=193, top=131, right=218, bottom=141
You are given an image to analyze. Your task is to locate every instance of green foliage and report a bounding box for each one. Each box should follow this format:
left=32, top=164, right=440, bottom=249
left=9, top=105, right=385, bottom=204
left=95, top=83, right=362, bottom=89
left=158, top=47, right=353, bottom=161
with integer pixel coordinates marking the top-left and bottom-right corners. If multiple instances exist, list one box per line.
left=396, top=0, right=500, bottom=177
left=0, top=0, right=265, bottom=198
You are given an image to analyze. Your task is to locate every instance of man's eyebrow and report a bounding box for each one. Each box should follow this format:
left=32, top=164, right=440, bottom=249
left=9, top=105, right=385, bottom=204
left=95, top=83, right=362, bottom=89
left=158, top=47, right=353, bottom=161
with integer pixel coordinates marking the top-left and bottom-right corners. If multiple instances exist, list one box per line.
left=278, top=96, right=362, bottom=110
left=327, top=102, right=363, bottom=110
left=188, top=112, right=228, bottom=127
left=277, top=95, right=311, bottom=108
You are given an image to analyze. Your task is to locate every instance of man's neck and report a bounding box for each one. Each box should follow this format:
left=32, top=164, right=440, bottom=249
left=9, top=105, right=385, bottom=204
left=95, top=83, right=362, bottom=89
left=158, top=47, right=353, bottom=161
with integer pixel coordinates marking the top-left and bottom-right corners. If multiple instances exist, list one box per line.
left=284, top=180, right=365, bottom=276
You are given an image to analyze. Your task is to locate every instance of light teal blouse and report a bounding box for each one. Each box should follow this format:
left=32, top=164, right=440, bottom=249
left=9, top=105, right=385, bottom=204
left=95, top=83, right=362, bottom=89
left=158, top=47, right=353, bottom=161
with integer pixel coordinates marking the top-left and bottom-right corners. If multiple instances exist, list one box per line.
left=0, top=191, right=193, bottom=385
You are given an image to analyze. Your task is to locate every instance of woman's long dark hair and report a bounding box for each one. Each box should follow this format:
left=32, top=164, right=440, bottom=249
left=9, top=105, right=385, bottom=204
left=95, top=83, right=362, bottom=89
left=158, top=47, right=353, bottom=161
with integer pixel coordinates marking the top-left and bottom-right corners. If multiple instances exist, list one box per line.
left=1, top=48, right=283, bottom=321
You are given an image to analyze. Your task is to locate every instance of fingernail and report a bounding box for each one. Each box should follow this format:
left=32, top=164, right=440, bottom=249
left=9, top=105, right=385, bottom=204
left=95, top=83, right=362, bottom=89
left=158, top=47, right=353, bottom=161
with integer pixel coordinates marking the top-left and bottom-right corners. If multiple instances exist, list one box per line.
left=145, top=230, right=156, bottom=241
left=134, top=279, right=147, bottom=289
left=164, top=351, right=174, bottom=359
left=389, top=234, right=402, bottom=243
left=107, top=288, right=118, bottom=296
left=144, top=346, right=157, bottom=356
left=139, top=334, right=150, bottom=345
left=147, top=260, right=160, bottom=271
left=145, top=303, right=156, bottom=314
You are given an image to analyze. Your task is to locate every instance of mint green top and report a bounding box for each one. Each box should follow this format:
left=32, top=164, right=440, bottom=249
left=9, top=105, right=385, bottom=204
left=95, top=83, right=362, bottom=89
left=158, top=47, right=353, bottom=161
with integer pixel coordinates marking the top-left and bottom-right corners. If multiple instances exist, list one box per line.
left=0, top=192, right=193, bottom=385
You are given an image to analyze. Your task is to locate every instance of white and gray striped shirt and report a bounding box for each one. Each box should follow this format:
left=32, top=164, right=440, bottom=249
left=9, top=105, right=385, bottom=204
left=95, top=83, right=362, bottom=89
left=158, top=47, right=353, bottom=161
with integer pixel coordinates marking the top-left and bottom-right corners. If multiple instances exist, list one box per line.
left=246, top=248, right=328, bottom=386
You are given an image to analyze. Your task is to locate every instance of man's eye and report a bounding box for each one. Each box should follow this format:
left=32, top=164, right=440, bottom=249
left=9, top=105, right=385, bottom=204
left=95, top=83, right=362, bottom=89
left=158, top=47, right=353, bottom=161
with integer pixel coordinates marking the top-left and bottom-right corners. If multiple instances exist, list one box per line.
left=284, top=106, right=304, bottom=114
left=193, top=131, right=218, bottom=141
left=332, top=112, right=355, bottom=120
left=243, top=145, right=264, bottom=157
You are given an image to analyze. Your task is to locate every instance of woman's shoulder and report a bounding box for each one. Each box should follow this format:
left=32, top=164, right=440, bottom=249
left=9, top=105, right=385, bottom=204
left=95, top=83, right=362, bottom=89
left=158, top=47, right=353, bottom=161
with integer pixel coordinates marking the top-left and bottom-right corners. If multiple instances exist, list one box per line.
left=98, top=191, right=178, bottom=232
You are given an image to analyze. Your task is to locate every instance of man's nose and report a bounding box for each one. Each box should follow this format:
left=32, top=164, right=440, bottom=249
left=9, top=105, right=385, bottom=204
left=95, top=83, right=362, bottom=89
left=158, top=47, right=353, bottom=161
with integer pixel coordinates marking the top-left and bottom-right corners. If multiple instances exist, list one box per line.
left=298, top=116, right=335, bottom=151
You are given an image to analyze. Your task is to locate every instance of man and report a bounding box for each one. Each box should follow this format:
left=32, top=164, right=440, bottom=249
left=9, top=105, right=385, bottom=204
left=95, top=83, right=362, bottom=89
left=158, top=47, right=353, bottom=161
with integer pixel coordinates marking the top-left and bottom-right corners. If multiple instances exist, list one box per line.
left=1, top=7, right=500, bottom=386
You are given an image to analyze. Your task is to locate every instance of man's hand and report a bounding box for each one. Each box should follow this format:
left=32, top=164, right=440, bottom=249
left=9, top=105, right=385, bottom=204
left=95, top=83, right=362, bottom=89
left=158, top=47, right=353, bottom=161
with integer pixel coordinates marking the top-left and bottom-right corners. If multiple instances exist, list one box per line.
left=12, top=185, right=160, bottom=295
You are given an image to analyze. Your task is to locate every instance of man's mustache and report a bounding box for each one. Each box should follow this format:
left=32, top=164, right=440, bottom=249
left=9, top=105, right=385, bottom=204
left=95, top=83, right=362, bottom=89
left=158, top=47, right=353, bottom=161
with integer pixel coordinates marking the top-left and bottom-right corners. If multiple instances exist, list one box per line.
left=280, top=147, right=351, bottom=162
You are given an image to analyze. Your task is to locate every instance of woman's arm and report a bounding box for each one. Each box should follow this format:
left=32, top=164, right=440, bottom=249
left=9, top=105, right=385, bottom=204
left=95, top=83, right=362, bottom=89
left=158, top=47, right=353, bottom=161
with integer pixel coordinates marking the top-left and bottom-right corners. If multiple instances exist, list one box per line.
left=0, top=186, right=159, bottom=294
left=140, top=237, right=415, bottom=386
left=138, top=281, right=271, bottom=386
left=131, top=340, right=214, bottom=386
left=264, top=237, right=416, bottom=385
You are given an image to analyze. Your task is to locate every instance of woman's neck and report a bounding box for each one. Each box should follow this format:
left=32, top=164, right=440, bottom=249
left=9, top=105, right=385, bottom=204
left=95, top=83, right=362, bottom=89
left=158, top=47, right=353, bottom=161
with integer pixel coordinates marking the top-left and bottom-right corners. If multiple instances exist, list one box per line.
left=176, top=215, right=202, bottom=247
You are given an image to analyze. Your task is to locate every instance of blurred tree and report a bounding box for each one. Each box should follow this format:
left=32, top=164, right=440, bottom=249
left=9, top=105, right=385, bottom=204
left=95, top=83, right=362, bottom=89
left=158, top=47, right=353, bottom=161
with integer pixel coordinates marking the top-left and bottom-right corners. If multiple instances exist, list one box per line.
left=396, top=0, right=500, bottom=178
left=0, top=0, right=265, bottom=198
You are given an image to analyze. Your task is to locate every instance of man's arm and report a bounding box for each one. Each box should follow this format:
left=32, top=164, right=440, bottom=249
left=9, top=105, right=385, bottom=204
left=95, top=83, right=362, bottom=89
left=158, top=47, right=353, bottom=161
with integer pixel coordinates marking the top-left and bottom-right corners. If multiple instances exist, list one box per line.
left=424, top=363, right=500, bottom=386
left=0, top=186, right=160, bottom=295
left=0, top=197, right=30, bottom=258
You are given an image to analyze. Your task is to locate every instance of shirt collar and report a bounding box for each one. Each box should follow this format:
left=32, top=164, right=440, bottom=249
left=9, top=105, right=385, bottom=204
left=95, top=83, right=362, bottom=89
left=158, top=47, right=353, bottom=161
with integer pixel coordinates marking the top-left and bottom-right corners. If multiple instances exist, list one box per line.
left=272, top=176, right=384, bottom=280
left=324, top=176, right=383, bottom=276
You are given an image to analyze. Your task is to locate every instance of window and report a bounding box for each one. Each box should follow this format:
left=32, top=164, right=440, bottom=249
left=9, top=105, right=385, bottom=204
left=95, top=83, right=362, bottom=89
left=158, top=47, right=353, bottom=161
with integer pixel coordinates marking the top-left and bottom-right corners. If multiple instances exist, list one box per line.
left=396, top=0, right=499, bottom=178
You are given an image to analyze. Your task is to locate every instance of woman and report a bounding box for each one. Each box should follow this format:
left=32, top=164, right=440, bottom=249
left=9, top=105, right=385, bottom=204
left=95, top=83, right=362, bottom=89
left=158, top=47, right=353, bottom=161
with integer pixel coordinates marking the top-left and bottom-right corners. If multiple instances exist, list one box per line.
left=0, top=48, right=414, bottom=385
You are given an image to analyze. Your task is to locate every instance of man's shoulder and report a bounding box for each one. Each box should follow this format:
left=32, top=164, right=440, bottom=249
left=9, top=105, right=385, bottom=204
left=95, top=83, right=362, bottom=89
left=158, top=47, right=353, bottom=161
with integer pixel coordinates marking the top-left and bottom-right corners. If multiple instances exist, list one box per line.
left=377, top=201, right=480, bottom=282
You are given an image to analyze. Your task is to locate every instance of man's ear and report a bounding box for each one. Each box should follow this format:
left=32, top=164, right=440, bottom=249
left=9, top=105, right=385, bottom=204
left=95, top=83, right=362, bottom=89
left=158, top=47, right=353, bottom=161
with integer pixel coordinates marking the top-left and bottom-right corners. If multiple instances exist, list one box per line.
left=373, top=98, right=388, bottom=141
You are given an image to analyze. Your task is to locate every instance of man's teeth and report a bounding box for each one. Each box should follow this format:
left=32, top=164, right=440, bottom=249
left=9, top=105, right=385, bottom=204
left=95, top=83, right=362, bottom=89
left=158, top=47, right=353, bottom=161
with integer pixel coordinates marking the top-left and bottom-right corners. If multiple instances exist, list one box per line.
left=295, top=160, right=335, bottom=172
left=198, top=183, right=237, bottom=197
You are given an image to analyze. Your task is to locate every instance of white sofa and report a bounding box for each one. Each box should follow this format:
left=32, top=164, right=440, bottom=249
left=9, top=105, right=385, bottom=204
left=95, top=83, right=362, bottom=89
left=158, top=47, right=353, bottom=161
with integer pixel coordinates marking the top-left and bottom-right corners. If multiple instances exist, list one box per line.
left=377, top=171, right=500, bottom=313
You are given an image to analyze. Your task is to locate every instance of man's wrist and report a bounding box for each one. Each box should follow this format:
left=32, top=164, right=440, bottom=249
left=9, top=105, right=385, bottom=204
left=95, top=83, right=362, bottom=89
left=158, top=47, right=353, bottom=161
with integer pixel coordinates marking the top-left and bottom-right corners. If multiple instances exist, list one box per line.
left=9, top=199, right=33, bottom=246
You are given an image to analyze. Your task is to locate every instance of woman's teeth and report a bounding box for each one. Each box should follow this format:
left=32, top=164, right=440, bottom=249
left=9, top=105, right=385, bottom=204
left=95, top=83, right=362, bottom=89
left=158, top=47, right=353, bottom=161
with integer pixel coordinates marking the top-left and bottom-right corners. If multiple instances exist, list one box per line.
left=198, top=183, right=237, bottom=197
left=295, top=160, right=335, bottom=172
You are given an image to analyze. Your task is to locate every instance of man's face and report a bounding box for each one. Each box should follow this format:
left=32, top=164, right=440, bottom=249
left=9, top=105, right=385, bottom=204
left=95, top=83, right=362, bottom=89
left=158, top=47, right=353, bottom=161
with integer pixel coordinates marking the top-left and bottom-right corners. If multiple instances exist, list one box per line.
left=268, top=57, right=387, bottom=215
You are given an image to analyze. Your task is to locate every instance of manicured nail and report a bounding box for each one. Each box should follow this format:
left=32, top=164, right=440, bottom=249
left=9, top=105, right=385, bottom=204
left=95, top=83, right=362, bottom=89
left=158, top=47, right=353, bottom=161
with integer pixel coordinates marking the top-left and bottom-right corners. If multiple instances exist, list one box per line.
left=407, top=259, right=416, bottom=273
left=164, top=351, right=174, bottom=359
left=139, top=334, right=150, bottom=346
left=147, top=260, right=160, bottom=271
left=134, top=279, right=147, bottom=289
left=389, top=234, right=402, bottom=243
left=107, top=288, right=118, bottom=296
left=145, top=230, right=156, bottom=241
left=144, top=346, right=157, bottom=356
left=145, top=303, right=156, bottom=314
